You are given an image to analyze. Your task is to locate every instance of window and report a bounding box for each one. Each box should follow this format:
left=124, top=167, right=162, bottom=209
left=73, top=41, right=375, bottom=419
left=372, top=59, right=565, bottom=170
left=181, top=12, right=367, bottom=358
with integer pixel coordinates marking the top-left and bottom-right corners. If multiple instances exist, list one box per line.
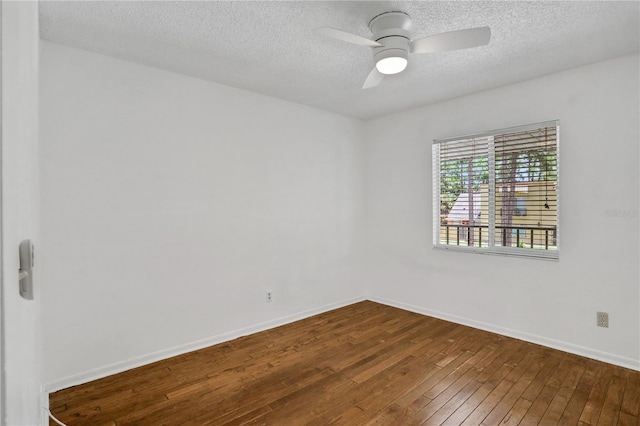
left=433, top=121, right=558, bottom=259
left=514, top=197, right=527, bottom=216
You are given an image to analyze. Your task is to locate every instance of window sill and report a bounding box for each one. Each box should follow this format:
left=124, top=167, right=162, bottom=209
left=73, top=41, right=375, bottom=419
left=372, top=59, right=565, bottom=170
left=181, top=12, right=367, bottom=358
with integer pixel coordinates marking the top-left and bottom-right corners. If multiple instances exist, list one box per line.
left=433, top=245, right=559, bottom=261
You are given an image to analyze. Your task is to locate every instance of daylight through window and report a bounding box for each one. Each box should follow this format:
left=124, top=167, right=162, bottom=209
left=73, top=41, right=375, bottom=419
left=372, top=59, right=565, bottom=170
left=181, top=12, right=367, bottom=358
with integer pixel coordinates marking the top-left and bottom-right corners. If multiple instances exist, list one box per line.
left=432, top=121, right=559, bottom=259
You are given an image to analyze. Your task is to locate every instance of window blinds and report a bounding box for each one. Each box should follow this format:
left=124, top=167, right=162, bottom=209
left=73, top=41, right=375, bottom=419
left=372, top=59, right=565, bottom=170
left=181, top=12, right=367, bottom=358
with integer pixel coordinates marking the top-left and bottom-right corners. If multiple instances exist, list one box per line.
left=433, top=121, right=559, bottom=259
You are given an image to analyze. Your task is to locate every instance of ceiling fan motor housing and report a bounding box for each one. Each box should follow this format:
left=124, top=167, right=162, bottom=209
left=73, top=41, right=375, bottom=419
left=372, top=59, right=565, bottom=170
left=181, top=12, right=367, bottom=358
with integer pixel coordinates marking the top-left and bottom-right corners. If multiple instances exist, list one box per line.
left=369, top=11, right=411, bottom=69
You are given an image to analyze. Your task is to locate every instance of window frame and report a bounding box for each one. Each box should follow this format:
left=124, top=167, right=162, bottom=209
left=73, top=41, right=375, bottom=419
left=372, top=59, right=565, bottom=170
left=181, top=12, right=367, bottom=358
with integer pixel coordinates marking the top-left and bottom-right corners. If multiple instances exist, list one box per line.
left=513, top=196, right=527, bottom=216
left=432, top=121, right=560, bottom=260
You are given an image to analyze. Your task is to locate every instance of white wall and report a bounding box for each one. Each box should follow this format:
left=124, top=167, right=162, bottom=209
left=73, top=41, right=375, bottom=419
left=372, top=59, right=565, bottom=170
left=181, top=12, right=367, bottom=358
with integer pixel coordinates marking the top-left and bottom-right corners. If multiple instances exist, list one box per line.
left=363, top=54, right=640, bottom=369
left=39, top=37, right=639, bottom=401
left=2, top=2, right=43, bottom=424
left=40, top=41, right=365, bottom=386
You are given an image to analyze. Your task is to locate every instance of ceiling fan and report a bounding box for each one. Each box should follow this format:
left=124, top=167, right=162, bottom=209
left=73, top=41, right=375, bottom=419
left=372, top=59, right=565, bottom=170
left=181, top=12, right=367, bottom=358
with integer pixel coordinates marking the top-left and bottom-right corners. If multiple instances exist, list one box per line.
left=315, top=11, right=491, bottom=89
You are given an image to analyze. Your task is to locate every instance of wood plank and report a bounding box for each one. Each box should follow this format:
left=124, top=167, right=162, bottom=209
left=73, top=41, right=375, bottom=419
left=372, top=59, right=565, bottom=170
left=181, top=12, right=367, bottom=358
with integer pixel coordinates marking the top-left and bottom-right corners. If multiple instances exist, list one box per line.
left=480, top=350, right=546, bottom=425
left=617, top=411, right=638, bottom=426
left=597, top=374, right=626, bottom=426
left=539, top=362, right=586, bottom=425
left=439, top=343, right=525, bottom=426
left=621, top=368, right=640, bottom=417
left=558, top=361, right=602, bottom=424
left=580, top=365, right=616, bottom=425
left=517, top=356, right=575, bottom=426
left=305, top=341, right=455, bottom=425
left=420, top=378, right=483, bottom=425
left=459, top=378, right=515, bottom=425
left=518, top=384, right=560, bottom=426
left=499, top=397, right=534, bottom=426
left=400, top=345, right=497, bottom=424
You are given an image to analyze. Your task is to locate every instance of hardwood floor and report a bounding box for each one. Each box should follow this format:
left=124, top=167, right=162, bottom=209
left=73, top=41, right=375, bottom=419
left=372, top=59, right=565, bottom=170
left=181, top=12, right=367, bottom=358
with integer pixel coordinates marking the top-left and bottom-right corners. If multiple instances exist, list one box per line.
left=49, top=301, right=640, bottom=425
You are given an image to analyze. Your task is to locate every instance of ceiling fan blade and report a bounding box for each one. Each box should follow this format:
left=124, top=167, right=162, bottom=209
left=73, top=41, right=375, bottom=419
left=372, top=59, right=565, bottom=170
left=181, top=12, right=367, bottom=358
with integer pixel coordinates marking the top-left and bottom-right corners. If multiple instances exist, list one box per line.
left=410, top=26, right=491, bottom=54
left=362, top=67, right=384, bottom=89
left=315, top=27, right=382, bottom=48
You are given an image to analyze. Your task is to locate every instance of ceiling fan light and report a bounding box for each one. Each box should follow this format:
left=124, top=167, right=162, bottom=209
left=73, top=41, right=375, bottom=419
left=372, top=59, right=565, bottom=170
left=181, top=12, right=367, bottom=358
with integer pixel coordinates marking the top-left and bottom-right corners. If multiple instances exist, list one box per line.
left=376, top=56, right=408, bottom=74
left=374, top=48, right=409, bottom=75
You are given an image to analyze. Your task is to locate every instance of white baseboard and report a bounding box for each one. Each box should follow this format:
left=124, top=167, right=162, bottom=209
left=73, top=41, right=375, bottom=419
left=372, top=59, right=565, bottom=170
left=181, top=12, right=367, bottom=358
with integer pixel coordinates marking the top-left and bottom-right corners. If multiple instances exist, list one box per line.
left=41, top=295, right=366, bottom=424
left=370, top=296, right=640, bottom=372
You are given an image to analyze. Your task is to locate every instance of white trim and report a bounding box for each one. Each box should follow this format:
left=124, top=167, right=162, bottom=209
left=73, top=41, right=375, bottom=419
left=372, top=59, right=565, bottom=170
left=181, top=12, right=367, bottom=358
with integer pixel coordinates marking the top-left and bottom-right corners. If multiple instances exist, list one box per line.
left=40, top=386, right=49, bottom=426
left=555, top=124, right=561, bottom=252
left=0, top=0, right=4, bottom=418
left=432, top=143, right=440, bottom=246
left=41, top=296, right=366, bottom=406
left=488, top=135, right=495, bottom=248
left=433, top=243, right=559, bottom=261
left=434, top=120, right=559, bottom=144
left=369, top=296, right=640, bottom=372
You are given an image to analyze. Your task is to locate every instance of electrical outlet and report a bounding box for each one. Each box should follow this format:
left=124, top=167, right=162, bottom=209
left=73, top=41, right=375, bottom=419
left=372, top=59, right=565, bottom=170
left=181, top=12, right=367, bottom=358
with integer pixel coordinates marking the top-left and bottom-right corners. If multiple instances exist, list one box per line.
left=266, top=291, right=272, bottom=303
left=597, top=311, right=609, bottom=328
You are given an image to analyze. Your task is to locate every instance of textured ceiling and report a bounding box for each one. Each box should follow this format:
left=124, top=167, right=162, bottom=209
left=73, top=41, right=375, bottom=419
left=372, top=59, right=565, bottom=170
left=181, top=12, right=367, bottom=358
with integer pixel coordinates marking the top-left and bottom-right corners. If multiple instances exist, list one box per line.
left=39, top=1, right=639, bottom=120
